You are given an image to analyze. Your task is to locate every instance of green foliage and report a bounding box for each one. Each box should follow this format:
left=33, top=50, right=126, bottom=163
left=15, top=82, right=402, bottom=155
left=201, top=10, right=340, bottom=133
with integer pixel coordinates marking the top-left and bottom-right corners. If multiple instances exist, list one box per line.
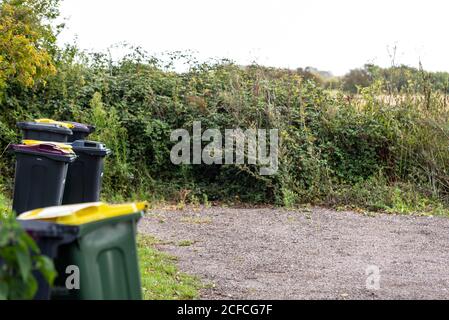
left=0, top=30, right=449, bottom=214
left=0, top=0, right=60, bottom=97
left=341, top=68, right=372, bottom=93
left=327, top=173, right=448, bottom=216
left=0, top=0, right=61, bottom=185
left=75, top=92, right=132, bottom=198
left=336, top=63, right=449, bottom=94
left=2, top=48, right=449, bottom=215
left=0, top=192, right=11, bottom=218
left=1, top=0, right=448, bottom=216
left=0, top=213, right=57, bottom=300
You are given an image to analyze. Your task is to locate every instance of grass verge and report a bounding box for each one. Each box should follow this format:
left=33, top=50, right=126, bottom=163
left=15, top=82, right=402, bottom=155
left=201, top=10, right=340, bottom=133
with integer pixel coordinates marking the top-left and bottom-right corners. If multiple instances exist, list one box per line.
left=324, top=174, right=449, bottom=216
left=137, top=234, right=202, bottom=300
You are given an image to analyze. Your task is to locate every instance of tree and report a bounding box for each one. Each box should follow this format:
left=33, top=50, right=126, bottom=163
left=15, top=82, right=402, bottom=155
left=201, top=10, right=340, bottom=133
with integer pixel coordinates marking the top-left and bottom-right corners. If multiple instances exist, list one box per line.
left=341, top=67, right=372, bottom=93
left=0, top=0, right=61, bottom=98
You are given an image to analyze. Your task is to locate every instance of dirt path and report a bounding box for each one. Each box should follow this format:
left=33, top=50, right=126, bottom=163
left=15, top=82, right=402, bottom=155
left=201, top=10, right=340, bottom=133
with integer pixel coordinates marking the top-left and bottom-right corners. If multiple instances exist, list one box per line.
left=138, top=206, right=449, bottom=300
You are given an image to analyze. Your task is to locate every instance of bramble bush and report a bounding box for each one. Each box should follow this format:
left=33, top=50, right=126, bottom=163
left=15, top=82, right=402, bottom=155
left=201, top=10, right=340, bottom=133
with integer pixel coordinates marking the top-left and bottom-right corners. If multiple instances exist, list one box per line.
left=1, top=47, right=449, bottom=215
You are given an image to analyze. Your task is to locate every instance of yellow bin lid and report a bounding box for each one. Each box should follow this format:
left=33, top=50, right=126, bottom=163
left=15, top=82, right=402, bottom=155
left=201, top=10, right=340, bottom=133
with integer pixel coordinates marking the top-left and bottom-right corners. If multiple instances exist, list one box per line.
left=22, top=139, right=75, bottom=154
left=34, top=118, right=75, bottom=129
left=17, top=202, right=148, bottom=225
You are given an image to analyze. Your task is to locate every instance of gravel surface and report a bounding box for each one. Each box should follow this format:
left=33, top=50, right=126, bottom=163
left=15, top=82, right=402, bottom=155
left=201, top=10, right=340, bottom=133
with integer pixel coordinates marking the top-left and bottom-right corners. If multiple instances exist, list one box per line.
left=138, top=206, right=449, bottom=300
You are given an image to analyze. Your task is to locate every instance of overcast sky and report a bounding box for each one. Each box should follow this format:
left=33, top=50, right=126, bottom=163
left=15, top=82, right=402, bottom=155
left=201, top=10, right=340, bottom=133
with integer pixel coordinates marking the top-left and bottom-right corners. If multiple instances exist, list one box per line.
left=58, top=0, right=449, bottom=75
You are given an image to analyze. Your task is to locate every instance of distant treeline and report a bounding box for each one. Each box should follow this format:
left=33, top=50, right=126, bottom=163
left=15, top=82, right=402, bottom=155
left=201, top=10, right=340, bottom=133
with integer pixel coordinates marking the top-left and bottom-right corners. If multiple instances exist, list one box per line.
left=295, top=64, right=449, bottom=94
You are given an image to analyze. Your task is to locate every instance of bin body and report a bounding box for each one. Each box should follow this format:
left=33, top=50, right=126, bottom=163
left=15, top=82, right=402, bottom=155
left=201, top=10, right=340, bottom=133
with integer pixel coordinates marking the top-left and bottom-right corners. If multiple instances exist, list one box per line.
left=62, top=141, right=110, bottom=205
left=52, top=213, right=142, bottom=300
left=17, top=202, right=146, bottom=300
left=19, top=220, right=79, bottom=300
left=65, top=122, right=95, bottom=142
left=17, top=122, right=73, bottom=142
left=11, top=144, right=76, bottom=214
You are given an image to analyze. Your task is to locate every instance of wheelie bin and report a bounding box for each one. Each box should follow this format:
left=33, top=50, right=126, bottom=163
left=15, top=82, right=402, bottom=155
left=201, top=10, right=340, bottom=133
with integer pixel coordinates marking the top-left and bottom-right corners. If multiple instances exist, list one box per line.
left=17, top=119, right=73, bottom=142
left=62, top=140, right=111, bottom=205
left=64, top=122, right=95, bottom=142
left=19, top=220, right=79, bottom=300
left=10, top=141, right=77, bottom=215
left=18, top=201, right=147, bottom=300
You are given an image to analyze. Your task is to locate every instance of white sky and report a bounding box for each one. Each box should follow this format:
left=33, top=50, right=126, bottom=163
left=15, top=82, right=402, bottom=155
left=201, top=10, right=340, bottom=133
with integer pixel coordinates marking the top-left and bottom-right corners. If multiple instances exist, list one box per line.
left=58, top=0, right=449, bottom=75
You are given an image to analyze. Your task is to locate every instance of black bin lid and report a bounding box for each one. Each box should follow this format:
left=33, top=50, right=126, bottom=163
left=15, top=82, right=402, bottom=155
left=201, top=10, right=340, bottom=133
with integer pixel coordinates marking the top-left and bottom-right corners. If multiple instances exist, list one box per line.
left=70, top=140, right=111, bottom=157
left=19, top=220, right=79, bottom=239
left=17, top=122, right=73, bottom=136
left=10, top=143, right=77, bottom=163
left=64, top=121, right=95, bottom=134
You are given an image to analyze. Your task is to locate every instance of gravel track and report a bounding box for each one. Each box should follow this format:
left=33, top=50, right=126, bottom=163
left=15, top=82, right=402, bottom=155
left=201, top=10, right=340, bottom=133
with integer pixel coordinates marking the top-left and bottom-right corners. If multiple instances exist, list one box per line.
left=138, top=206, right=449, bottom=299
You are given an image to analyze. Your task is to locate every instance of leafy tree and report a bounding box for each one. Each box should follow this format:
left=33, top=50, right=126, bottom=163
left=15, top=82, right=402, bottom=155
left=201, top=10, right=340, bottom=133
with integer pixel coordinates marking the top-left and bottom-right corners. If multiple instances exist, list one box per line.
left=341, top=67, right=372, bottom=93
left=0, top=0, right=61, bottom=98
left=296, top=67, right=324, bottom=86
left=431, top=71, right=449, bottom=93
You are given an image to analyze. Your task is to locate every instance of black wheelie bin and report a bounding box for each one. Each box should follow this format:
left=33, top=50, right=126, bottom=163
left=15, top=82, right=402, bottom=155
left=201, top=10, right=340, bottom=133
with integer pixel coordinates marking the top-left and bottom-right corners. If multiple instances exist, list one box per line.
left=62, top=140, right=110, bottom=205
left=18, top=220, right=79, bottom=300
left=17, top=119, right=73, bottom=142
left=64, top=122, right=95, bottom=142
left=10, top=141, right=77, bottom=215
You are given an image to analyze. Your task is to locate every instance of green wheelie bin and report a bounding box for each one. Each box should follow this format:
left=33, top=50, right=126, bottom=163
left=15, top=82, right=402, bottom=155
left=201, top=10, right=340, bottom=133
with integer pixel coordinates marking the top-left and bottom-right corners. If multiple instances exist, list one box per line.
left=18, top=202, right=147, bottom=300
